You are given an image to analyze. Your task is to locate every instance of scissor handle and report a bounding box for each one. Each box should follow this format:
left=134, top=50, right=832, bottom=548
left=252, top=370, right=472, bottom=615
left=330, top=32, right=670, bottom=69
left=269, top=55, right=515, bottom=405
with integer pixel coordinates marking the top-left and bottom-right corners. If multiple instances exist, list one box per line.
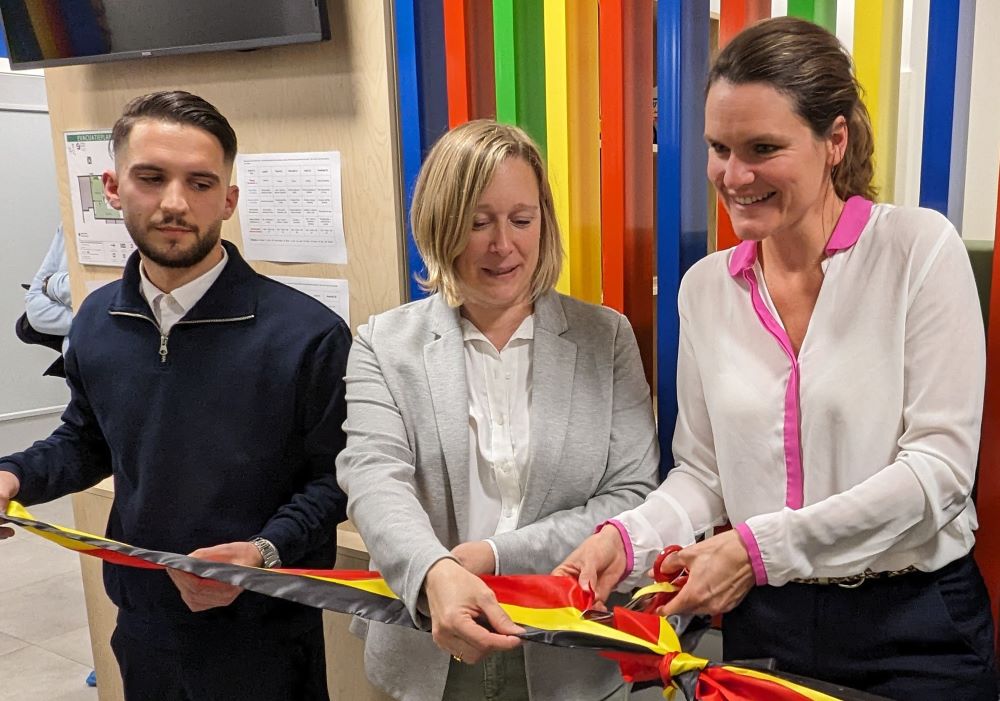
left=653, top=545, right=686, bottom=585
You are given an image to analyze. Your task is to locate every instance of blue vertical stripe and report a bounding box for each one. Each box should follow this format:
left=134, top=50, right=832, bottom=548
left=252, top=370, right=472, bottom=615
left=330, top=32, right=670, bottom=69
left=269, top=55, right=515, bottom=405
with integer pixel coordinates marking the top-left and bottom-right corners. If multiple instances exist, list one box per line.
left=415, top=1, right=449, bottom=157
left=656, top=2, right=682, bottom=478
left=919, top=0, right=960, bottom=217
left=679, top=3, right=709, bottom=277
left=394, top=0, right=427, bottom=302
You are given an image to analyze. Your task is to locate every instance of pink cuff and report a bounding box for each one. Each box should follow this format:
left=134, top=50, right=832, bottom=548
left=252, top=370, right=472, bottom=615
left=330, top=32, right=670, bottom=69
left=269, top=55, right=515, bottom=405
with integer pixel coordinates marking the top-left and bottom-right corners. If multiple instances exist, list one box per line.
left=734, top=523, right=768, bottom=585
left=596, top=519, right=634, bottom=584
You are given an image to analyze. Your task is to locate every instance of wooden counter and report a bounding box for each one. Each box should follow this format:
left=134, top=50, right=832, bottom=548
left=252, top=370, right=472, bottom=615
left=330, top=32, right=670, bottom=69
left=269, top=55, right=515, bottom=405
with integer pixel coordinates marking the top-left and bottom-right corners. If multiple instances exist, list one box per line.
left=72, top=480, right=390, bottom=701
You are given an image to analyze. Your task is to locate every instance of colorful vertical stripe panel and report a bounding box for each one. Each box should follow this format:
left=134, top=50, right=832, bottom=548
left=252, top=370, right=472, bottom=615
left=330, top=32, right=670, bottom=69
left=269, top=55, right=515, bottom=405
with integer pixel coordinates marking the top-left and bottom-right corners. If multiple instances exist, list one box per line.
left=853, top=0, right=904, bottom=201
left=918, top=0, right=959, bottom=215
left=542, top=0, right=602, bottom=302
left=679, top=3, right=710, bottom=277
left=656, top=1, right=684, bottom=475
left=621, top=0, right=656, bottom=389
left=442, top=0, right=470, bottom=127
left=787, top=0, right=838, bottom=32
left=493, top=0, right=518, bottom=124
left=565, top=0, right=601, bottom=304
left=394, top=0, right=428, bottom=302
left=464, top=1, right=497, bottom=120
left=543, top=0, right=572, bottom=294
left=598, top=0, right=626, bottom=314
left=511, top=0, right=547, bottom=155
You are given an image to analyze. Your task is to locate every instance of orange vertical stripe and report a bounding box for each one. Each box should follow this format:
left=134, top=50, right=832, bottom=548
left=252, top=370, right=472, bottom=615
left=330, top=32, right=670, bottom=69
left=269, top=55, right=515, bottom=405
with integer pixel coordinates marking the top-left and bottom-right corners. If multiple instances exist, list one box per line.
left=975, top=169, right=1000, bottom=657
left=443, top=0, right=470, bottom=127
left=599, top=0, right=625, bottom=313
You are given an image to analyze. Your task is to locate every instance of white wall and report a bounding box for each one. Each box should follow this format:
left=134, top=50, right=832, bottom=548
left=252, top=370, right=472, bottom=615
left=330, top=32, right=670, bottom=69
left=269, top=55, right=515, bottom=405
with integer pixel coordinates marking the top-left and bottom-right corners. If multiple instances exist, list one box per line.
left=0, top=63, right=69, bottom=451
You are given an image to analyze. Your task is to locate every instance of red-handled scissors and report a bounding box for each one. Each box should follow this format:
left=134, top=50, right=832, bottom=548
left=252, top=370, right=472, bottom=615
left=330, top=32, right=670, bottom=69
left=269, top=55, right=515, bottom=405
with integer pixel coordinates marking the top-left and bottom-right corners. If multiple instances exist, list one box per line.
left=653, top=544, right=689, bottom=587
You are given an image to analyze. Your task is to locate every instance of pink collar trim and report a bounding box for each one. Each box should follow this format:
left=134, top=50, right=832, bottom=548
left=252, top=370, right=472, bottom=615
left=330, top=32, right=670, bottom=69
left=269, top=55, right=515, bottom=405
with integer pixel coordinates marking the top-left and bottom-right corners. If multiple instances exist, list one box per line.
left=727, top=196, right=874, bottom=277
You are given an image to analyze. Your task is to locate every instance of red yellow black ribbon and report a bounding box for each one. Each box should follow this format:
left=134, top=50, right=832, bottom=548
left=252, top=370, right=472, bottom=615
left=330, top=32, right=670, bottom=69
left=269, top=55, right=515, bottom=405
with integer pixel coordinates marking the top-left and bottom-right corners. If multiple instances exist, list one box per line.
left=3, top=502, right=888, bottom=701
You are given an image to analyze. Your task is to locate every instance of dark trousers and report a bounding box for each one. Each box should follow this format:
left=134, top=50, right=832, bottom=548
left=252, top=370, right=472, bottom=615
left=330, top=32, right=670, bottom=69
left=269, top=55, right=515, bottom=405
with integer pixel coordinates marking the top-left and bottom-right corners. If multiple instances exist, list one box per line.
left=722, top=553, right=998, bottom=701
left=111, top=612, right=329, bottom=701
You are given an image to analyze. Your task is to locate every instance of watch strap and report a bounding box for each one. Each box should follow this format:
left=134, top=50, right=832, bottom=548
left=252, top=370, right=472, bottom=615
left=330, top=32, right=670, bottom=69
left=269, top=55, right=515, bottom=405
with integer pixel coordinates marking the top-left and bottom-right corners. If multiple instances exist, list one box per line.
left=249, top=537, right=282, bottom=569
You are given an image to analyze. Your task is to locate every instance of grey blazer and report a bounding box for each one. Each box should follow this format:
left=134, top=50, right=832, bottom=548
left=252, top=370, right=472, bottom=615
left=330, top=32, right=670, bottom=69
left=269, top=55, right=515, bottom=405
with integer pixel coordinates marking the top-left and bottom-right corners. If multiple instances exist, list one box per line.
left=337, top=291, right=659, bottom=701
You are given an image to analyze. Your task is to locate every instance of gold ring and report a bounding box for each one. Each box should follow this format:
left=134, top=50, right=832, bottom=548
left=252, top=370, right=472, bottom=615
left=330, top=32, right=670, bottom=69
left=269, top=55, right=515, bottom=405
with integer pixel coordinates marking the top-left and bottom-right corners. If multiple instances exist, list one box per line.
left=452, top=653, right=463, bottom=663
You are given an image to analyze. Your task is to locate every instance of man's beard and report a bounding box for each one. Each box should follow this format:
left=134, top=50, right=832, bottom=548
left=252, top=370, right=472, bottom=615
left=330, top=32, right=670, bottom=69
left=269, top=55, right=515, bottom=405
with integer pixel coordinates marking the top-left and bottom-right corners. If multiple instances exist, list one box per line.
left=127, top=214, right=222, bottom=269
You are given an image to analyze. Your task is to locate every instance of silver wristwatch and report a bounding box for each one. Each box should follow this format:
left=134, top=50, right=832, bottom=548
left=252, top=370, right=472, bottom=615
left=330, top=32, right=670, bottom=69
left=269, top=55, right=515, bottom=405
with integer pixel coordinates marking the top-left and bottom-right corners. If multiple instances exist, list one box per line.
left=249, top=537, right=282, bottom=568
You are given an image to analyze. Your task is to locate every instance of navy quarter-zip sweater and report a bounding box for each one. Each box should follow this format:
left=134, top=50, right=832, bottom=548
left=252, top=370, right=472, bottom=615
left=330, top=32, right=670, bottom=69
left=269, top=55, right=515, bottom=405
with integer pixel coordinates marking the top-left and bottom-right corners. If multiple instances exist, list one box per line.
left=1, top=241, right=350, bottom=633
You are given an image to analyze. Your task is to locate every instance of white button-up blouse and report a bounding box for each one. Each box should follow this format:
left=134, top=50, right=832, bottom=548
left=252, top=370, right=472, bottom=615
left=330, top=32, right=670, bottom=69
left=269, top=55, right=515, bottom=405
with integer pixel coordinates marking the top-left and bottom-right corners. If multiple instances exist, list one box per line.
left=616, top=197, right=986, bottom=586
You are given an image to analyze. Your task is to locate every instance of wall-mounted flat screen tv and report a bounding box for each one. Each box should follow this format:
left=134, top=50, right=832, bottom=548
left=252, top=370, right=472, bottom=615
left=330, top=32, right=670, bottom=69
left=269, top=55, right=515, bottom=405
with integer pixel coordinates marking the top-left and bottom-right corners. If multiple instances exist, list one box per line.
left=0, top=1, right=329, bottom=70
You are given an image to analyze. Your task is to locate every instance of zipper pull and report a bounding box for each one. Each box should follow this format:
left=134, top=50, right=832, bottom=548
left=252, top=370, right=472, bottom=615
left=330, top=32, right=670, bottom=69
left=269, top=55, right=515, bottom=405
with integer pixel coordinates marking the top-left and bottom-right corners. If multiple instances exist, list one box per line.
left=159, top=334, right=169, bottom=364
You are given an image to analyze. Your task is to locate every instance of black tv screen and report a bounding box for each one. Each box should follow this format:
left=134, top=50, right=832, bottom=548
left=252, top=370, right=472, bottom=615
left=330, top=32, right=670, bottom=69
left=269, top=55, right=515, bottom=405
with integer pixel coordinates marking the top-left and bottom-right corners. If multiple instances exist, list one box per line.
left=0, top=0, right=329, bottom=70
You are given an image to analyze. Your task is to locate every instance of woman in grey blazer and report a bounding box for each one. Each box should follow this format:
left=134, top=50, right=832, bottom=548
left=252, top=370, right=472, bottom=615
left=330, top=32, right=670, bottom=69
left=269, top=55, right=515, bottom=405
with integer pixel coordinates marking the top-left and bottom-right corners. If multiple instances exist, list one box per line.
left=336, top=120, right=659, bottom=701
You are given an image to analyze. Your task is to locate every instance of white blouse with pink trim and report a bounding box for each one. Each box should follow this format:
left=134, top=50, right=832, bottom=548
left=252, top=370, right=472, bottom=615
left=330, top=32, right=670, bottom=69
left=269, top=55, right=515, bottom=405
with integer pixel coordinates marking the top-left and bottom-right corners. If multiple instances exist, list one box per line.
left=615, top=197, right=986, bottom=588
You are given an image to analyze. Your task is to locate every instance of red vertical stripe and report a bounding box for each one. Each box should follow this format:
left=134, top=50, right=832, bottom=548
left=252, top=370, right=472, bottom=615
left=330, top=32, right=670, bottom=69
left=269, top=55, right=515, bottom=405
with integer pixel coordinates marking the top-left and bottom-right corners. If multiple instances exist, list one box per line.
left=715, top=0, right=771, bottom=251
left=623, top=0, right=656, bottom=386
left=465, top=1, right=497, bottom=119
left=975, top=168, right=1000, bottom=657
left=443, top=0, right=470, bottom=127
left=600, top=0, right=625, bottom=314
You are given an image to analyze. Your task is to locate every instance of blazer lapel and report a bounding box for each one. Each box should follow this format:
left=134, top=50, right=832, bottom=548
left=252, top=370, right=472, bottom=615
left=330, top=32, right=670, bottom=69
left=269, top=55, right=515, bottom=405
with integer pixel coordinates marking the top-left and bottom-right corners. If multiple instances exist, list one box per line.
left=423, top=295, right=470, bottom=538
left=521, top=292, right=576, bottom=525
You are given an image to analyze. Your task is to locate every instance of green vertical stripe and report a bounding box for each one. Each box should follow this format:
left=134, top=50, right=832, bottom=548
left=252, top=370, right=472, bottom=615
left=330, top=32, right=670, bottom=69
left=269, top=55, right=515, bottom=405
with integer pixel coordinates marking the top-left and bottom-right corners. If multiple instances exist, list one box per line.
left=813, top=0, right=837, bottom=33
left=513, top=0, right=547, bottom=156
left=494, top=0, right=518, bottom=123
left=787, top=0, right=815, bottom=21
left=788, top=0, right=837, bottom=32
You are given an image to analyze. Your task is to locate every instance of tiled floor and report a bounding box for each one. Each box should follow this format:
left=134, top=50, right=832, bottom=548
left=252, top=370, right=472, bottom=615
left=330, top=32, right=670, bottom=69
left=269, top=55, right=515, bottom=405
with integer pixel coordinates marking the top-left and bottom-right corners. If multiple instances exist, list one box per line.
left=1, top=495, right=97, bottom=701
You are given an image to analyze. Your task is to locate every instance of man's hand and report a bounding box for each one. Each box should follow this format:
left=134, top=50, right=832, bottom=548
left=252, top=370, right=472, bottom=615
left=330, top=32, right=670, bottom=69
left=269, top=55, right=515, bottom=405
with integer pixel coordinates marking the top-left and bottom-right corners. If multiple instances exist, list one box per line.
left=654, top=529, right=755, bottom=618
left=166, top=541, right=263, bottom=613
left=0, top=471, right=21, bottom=540
left=424, top=558, right=524, bottom=664
left=451, top=541, right=496, bottom=576
left=552, top=524, right=628, bottom=603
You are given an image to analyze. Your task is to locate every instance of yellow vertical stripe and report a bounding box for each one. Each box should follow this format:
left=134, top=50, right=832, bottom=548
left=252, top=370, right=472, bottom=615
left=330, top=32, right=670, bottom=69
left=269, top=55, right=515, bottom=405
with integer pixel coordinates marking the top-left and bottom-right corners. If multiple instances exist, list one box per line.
left=566, top=0, right=602, bottom=303
left=853, top=0, right=904, bottom=201
left=544, top=0, right=572, bottom=294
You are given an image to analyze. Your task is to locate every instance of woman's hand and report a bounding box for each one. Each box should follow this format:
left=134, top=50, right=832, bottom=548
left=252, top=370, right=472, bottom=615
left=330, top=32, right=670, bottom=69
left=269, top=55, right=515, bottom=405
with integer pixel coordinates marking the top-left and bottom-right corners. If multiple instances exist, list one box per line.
left=552, top=524, right=628, bottom=603
left=655, top=530, right=755, bottom=618
left=423, top=558, right=524, bottom=664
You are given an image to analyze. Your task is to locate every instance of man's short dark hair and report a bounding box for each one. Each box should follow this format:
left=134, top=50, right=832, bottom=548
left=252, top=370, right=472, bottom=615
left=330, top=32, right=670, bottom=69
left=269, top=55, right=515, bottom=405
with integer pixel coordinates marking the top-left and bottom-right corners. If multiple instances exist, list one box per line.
left=111, top=90, right=238, bottom=163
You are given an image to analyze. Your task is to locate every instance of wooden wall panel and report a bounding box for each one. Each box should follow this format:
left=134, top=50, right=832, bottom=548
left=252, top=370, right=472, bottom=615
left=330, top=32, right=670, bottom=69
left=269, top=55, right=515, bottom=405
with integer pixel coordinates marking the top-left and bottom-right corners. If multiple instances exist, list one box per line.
left=44, top=0, right=404, bottom=329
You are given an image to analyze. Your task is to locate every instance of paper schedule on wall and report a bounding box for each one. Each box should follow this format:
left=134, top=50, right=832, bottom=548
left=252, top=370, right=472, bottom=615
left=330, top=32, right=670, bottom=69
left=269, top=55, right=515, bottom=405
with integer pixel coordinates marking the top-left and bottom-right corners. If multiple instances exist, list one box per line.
left=64, top=130, right=136, bottom=267
left=236, top=151, right=348, bottom=265
left=269, top=276, right=350, bottom=329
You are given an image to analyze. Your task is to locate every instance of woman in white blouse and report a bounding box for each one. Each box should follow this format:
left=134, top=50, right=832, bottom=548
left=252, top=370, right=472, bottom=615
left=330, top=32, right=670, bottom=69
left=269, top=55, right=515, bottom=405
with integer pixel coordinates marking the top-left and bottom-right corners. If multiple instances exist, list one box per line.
left=557, top=16, right=995, bottom=700
left=336, top=120, right=658, bottom=701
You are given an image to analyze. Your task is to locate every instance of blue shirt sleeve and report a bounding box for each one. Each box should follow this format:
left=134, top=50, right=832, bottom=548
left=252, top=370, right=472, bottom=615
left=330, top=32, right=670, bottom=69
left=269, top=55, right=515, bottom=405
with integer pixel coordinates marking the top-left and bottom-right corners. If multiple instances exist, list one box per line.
left=25, top=226, right=73, bottom=336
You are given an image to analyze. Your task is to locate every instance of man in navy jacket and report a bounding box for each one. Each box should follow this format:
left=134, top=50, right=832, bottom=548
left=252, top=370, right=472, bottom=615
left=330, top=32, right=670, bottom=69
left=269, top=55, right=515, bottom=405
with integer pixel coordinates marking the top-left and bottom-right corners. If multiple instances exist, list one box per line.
left=0, top=91, right=349, bottom=700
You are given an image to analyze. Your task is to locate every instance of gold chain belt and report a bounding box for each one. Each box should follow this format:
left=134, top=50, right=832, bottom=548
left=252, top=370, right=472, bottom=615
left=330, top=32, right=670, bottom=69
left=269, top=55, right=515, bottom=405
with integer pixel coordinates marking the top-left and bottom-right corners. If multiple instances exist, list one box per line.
left=790, top=565, right=920, bottom=589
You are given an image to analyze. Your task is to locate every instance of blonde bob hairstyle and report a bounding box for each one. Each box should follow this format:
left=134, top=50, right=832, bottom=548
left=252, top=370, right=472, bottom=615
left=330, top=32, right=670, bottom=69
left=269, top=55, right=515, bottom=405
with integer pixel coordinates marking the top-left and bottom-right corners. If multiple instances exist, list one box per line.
left=411, top=119, right=563, bottom=307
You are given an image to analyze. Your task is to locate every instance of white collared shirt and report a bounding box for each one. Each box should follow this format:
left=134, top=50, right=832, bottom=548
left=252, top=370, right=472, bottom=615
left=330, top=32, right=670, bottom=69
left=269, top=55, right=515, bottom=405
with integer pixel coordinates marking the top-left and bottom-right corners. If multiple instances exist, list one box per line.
left=461, top=315, right=533, bottom=570
left=139, top=247, right=228, bottom=335
left=616, top=200, right=985, bottom=586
